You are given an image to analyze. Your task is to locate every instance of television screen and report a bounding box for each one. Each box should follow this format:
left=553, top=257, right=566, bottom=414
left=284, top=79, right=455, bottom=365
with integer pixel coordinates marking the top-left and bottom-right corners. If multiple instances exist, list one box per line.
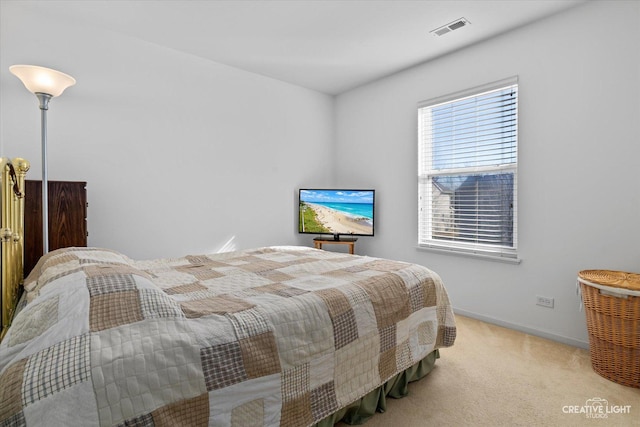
left=299, top=189, right=375, bottom=238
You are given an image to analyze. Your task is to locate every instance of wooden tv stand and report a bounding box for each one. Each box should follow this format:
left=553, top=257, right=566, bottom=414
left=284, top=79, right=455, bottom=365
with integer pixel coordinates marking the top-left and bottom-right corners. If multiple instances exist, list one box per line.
left=313, top=237, right=357, bottom=254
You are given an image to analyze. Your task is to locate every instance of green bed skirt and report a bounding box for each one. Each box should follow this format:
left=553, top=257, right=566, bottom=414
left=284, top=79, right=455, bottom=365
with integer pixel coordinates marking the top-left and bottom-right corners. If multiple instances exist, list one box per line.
left=314, top=349, right=440, bottom=426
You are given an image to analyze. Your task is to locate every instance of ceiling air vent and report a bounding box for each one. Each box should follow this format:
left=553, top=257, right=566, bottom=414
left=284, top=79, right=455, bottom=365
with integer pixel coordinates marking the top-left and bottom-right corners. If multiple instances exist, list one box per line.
left=431, top=18, right=470, bottom=37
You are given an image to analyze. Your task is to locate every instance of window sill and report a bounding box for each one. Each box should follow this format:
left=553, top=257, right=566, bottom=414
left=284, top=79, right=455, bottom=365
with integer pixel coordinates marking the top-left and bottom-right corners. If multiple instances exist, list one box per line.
left=416, top=245, right=521, bottom=264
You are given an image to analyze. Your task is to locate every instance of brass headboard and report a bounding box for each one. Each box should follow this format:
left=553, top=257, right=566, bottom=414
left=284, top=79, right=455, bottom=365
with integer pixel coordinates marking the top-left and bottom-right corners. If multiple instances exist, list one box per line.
left=0, top=157, right=30, bottom=341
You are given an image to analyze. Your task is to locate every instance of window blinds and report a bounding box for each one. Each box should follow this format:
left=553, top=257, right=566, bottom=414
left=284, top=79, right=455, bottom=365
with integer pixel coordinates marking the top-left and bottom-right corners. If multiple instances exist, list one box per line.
left=418, top=77, right=518, bottom=259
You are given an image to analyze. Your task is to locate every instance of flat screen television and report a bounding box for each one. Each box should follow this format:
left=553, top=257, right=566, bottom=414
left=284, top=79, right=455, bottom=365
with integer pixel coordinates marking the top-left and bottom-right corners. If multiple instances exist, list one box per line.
left=299, top=189, right=375, bottom=240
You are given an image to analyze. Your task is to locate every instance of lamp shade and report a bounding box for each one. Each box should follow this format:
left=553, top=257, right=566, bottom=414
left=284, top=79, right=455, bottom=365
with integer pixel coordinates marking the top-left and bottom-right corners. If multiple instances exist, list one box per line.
left=9, top=65, right=75, bottom=97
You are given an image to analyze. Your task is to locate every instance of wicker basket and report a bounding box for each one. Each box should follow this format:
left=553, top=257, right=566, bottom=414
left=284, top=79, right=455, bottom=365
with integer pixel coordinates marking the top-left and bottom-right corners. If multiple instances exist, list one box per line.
left=578, top=270, right=640, bottom=388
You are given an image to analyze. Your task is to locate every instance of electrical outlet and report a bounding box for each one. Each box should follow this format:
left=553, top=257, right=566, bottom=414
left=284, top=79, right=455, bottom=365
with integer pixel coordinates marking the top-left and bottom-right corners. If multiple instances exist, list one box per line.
left=536, top=295, right=554, bottom=308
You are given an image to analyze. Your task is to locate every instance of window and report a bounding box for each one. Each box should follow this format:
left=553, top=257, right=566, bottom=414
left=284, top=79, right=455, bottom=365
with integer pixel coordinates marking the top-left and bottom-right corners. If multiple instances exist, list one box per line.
left=418, top=77, right=518, bottom=260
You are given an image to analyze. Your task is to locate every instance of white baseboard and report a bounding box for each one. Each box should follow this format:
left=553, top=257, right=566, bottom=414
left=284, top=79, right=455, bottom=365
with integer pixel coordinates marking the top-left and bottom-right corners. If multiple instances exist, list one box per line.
left=453, top=308, right=590, bottom=350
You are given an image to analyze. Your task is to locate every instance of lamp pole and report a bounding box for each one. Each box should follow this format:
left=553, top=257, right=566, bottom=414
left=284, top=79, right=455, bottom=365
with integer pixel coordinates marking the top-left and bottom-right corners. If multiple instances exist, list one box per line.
left=36, top=93, right=52, bottom=253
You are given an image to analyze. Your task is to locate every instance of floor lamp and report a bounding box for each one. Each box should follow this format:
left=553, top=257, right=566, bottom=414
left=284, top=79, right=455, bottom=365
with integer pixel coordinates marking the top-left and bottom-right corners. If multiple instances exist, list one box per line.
left=9, top=65, right=76, bottom=254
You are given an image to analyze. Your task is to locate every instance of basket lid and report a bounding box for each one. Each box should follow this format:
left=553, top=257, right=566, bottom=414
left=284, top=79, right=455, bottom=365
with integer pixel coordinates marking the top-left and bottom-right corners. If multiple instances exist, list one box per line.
left=578, top=270, right=640, bottom=291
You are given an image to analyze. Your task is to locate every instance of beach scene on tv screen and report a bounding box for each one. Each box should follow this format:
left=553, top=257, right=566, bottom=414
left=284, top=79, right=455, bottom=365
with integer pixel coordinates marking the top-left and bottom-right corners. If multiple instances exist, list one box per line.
left=299, top=190, right=374, bottom=236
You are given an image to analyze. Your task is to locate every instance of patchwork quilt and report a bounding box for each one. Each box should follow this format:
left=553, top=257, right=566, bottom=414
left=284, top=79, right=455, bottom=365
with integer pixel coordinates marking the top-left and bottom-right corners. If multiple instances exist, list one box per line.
left=0, top=246, right=456, bottom=426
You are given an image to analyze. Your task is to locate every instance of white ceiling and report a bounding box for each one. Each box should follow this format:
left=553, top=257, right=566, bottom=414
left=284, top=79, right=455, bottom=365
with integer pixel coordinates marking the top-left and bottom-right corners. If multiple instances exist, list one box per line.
left=24, top=0, right=586, bottom=95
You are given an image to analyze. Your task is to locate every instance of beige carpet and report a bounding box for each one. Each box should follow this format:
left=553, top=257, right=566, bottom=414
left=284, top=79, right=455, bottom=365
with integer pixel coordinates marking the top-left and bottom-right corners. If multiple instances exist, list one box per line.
left=342, top=315, right=640, bottom=427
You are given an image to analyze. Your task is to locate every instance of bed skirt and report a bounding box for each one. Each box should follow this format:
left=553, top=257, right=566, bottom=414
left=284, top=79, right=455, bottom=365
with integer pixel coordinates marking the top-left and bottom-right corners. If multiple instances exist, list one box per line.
left=316, top=349, right=439, bottom=426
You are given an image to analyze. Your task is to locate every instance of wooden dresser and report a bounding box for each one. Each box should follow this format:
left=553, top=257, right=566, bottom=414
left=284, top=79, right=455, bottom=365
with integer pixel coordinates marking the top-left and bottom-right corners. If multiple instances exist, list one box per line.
left=24, top=180, right=87, bottom=277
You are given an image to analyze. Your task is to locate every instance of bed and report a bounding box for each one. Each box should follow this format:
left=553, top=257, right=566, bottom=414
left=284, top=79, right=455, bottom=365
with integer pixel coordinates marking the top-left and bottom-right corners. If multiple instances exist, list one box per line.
left=0, top=159, right=456, bottom=427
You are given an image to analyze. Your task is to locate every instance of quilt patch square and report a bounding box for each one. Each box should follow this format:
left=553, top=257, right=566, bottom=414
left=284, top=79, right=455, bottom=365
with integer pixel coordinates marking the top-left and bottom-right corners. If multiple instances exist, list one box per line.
left=86, top=273, right=137, bottom=296
left=439, top=325, right=457, bottom=347
left=83, top=264, right=149, bottom=279
left=310, top=381, right=338, bottom=421
left=272, top=286, right=309, bottom=298
left=315, top=288, right=350, bottom=318
left=240, top=332, right=281, bottom=379
left=41, top=253, right=78, bottom=270
left=280, top=392, right=313, bottom=427
left=150, top=393, right=209, bottom=427
left=418, top=321, right=436, bottom=346
left=340, top=283, right=370, bottom=306
left=22, top=334, right=90, bottom=405
left=332, top=309, right=359, bottom=350
left=231, top=398, right=264, bottom=427
left=423, top=281, right=438, bottom=308
left=163, top=282, right=208, bottom=295
left=8, top=296, right=59, bottom=347
left=379, top=324, right=397, bottom=353
left=175, top=265, right=224, bottom=281
left=378, top=348, right=397, bottom=381
left=396, top=340, right=413, bottom=372
left=201, top=341, right=247, bottom=391
left=72, top=248, right=131, bottom=264
left=342, top=265, right=367, bottom=273
left=238, top=259, right=285, bottom=274
left=255, top=270, right=294, bottom=282
left=358, top=273, right=410, bottom=329
left=321, top=269, right=360, bottom=280
left=281, top=363, right=310, bottom=401
left=255, top=283, right=309, bottom=298
left=180, top=295, right=254, bottom=318
left=139, top=289, right=184, bottom=319
left=362, top=259, right=407, bottom=272
left=227, top=309, right=271, bottom=340
left=253, top=283, right=286, bottom=294
left=408, top=284, right=425, bottom=313
left=89, top=290, right=143, bottom=331
left=0, top=358, right=27, bottom=420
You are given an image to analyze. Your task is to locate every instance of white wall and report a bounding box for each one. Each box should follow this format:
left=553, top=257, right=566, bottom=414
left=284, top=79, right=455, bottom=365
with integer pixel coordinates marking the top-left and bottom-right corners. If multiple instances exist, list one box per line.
left=334, top=0, right=640, bottom=347
left=1, top=2, right=334, bottom=259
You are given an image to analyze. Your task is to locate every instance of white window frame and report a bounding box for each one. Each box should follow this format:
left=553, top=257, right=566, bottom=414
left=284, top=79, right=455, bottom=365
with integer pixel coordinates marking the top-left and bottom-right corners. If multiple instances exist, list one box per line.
left=417, top=77, right=519, bottom=262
